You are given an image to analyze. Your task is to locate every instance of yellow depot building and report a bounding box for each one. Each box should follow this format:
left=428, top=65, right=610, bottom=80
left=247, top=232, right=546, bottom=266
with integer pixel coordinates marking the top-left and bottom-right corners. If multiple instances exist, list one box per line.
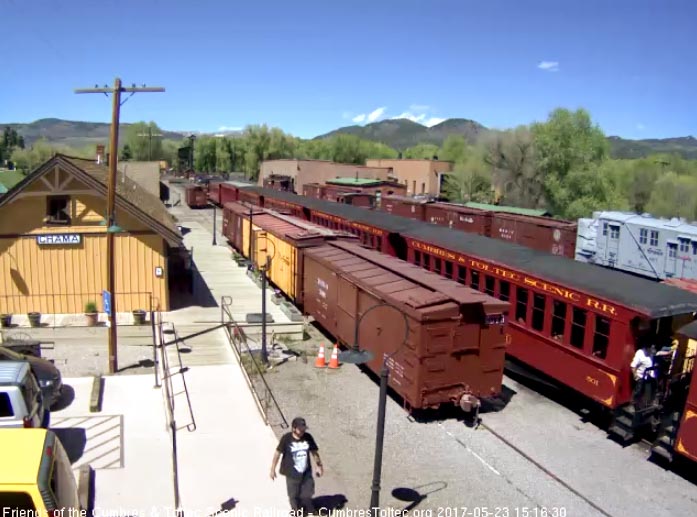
left=0, top=154, right=182, bottom=316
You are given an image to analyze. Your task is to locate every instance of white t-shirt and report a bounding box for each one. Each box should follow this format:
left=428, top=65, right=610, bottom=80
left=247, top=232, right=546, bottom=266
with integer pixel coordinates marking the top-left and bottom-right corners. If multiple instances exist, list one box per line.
left=631, top=348, right=653, bottom=380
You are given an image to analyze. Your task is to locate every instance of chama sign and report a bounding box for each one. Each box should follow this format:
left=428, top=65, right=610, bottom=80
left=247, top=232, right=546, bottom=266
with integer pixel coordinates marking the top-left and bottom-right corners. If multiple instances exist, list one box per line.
left=36, top=234, right=82, bottom=245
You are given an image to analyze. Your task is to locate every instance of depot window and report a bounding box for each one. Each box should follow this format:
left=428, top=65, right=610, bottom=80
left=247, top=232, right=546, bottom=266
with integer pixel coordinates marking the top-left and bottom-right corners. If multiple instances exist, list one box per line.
left=570, top=308, right=587, bottom=349
left=444, top=260, right=453, bottom=278
left=531, top=294, right=546, bottom=331
left=515, top=287, right=528, bottom=322
left=499, top=280, right=510, bottom=301
left=592, top=316, right=610, bottom=359
left=470, top=270, right=480, bottom=290
left=46, top=195, right=70, bottom=225
left=484, top=275, right=495, bottom=296
left=552, top=300, right=566, bottom=340
left=457, top=266, right=467, bottom=284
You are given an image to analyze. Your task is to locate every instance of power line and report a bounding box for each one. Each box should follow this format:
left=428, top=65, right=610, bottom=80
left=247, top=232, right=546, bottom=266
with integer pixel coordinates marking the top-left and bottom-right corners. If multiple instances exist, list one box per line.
left=137, top=126, right=163, bottom=161
left=75, top=78, right=165, bottom=374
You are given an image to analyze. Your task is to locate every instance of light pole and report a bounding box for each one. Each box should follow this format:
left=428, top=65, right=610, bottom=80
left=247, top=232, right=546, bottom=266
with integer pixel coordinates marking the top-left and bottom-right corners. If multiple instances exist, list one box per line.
left=257, top=237, right=276, bottom=365
left=339, top=302, right=410, bottom=513
left=211, top=203, right=217, bottom=245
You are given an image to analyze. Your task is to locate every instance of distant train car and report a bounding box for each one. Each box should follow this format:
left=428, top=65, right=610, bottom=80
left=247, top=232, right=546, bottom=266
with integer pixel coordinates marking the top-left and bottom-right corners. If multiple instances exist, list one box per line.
left=490, top=212, right=577, bottom=258
left=185, top=184, right=208, bottom=208
left=424, top=202, right=492, bottom=236
left=378, top=195, right=429, bottom=220
left=576, top=211, right=697, bottom=280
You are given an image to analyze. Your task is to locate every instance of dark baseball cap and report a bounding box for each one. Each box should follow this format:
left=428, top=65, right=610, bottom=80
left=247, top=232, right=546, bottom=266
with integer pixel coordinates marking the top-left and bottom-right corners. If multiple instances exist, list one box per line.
left=292, top=417, right=307, bottom=429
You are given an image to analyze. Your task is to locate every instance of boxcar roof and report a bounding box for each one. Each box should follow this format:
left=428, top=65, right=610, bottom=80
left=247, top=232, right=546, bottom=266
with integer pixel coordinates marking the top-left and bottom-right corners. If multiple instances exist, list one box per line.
left=247, top=187, right=418, bottom=233
left=242, top=186, right=697, bottom=317
left=677, top=319, right=697, bottom=339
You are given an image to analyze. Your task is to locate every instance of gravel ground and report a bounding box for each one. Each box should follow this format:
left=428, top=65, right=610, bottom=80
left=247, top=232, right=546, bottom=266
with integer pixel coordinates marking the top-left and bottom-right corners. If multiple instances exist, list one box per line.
left=262, top=325, right=697, bottom=516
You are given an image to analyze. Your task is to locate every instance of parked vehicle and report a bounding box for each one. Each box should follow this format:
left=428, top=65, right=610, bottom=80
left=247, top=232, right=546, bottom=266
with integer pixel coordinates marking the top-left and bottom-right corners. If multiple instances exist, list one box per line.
left=0, top=428, right=80, bottom=512
left=0, top=346, right=62, bottom=408
left=0, top=361, right=48, bottom=429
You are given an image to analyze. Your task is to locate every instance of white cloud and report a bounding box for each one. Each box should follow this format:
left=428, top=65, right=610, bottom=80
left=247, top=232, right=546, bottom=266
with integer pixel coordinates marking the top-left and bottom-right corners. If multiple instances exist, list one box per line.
left=424, top=117, right=446, bottom=127
left=218, top=126, right=242, bottom=132
left=538, top=61, right=560, bottom=72
left=367, top=107, right=387, bottom=123
left=392, top=112, right=426, bottom=124
left=352, top=114, right=366, bottom=123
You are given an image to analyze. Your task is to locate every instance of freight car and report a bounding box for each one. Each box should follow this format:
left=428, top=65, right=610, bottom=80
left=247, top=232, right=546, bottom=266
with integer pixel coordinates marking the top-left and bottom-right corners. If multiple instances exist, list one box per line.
left=184, top=184, right=209, bottom=208
left=239, top=186, right=697, bottom=460
left=224, top=202, right=510, bottom=414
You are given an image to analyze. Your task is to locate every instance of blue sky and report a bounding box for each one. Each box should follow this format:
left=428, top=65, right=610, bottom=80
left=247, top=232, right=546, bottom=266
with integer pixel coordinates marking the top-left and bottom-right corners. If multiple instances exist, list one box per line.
left=1, top=0, right=695, bottom=140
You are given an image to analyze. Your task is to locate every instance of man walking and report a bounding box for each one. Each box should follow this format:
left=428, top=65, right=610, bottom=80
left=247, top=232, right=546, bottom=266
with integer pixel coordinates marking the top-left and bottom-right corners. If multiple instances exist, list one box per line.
left=270, top=417, right=323, bottom=514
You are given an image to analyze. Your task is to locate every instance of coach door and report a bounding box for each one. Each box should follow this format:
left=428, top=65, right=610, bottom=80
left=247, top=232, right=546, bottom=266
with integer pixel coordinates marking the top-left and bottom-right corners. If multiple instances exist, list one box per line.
left=605, top=223, right=620, bottom=267
left=665, top=241, right=678, bottom=277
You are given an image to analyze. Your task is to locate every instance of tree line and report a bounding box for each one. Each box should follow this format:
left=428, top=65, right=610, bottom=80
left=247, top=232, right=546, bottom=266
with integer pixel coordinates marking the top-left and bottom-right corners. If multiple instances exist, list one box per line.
left=5, top=109, right=697, bottom=221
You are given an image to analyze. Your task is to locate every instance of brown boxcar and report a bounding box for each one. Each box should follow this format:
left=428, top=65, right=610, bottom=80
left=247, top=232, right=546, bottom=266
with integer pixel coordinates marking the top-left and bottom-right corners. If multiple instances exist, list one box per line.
left=185, top=184, right=208, bottom=208
left=490, top=213, right=577, bottom=258
left=337, top=192, right=375, bottom=208
left=425, top=202, right=491, bottom=236
left=207, top=183, right=221, bottom=205
left=302, top=240, right=510, bottom=412
left=238, top=188, right=261, bottom=207
left=303, top=184, right=325, bottom=199
left=379, top=195, right=428, bottom=221
left=220, top=183, right=239, bottom=205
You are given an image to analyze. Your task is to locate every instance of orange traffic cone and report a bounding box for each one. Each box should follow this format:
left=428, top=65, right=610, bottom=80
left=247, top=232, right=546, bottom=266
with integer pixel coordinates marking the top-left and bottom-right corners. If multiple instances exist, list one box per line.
left=314, top=344, right=327, bottom=368
left=328, top=343, right=340, bottom=369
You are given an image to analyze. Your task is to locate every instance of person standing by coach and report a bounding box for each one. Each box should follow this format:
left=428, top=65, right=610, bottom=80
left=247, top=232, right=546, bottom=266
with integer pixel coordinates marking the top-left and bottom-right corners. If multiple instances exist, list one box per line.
left=270, top=417, right=324, bottom=513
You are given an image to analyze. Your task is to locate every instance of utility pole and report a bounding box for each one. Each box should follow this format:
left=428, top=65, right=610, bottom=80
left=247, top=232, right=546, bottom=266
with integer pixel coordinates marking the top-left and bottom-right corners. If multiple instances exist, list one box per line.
left=137, top=125, right=163, bottom=161
left=75, top=78, right=165, bottom=374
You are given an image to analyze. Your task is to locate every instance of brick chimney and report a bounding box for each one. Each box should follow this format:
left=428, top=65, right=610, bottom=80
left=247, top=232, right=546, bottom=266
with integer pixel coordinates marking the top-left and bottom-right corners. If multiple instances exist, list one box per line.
left=96, top=144, right=105, bottom=165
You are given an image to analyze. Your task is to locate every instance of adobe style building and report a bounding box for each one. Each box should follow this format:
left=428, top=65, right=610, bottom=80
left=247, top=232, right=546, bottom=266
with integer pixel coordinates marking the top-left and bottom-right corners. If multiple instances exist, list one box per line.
left=0, top=154, right=182, bottom=317
left=258, top=159, right=391, bottom=195
left=365, top=159, right=453, bottom=197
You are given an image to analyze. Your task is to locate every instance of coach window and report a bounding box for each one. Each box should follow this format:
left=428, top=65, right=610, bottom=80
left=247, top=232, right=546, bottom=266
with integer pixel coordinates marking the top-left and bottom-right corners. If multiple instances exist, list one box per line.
left=484, top=275, right=495, bottom=296
left=470, top=270, right=480, bottom=290
left=531, top=293, right=546, bottom=332
left=515, top=287, right=528, bottom=322
left=639, top=229, right=648, bottom=245
left=457, top=265, right=467, bottom=284
left=602, top=223, right=608, bottom=236
left=414, top=250, right=422, bottom=266
left=423, top=254, right=431, bottom=270
left=445, top=260, right=453, bottom=278
left=551, top=300, right=566, bottom=341
left=433, top=257, right=442, bottom=274
left=592, top=315, right=610, bottom=359
left=376, top=236, right=383, bottom=250
left=692, top=242, right=697, bottom=255
left=499, top=280, right=510, bottom=301
left=570, top=308, right=587, bottom=349
left=650, top=230, right=659, bottom=246
left=609, top=225, right=619, bottom=239
left=679, top=238, right=689, bottom=253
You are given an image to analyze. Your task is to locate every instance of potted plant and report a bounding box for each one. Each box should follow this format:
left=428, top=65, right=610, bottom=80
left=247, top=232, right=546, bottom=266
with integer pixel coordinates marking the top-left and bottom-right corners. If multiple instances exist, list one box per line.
left=0, top=314, right=11, bottom=328
left=84, top=301, right=98, bottom=327
left=27, top=312, right=41, bottom=328
left=132, top=309, right=147, bottom=326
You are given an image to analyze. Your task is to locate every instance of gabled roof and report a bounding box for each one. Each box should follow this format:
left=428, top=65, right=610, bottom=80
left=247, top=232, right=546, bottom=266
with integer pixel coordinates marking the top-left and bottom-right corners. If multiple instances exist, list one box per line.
left=0, top=154, right=182, bottom=246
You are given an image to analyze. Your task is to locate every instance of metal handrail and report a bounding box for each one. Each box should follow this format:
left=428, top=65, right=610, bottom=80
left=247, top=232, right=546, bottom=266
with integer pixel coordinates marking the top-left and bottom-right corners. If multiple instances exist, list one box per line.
left=221, top=296, right=288, bottom=429
left=167, top=325, right=197, bottom=432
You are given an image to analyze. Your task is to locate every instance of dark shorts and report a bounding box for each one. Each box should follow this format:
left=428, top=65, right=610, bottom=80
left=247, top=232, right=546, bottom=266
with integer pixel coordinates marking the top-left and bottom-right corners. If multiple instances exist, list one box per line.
left=286, top=473, right=315, bottom=512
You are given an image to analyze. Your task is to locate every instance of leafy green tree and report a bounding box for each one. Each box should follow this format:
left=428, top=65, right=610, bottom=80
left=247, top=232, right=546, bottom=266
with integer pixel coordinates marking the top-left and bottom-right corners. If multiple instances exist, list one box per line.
left=403, top=143, right=440, bottom=159
left=120, top=144, right=133, bottom=161
left=532, top=108, right=609, bottom=215
left=124, top=121, right=164, bottom=161
left=440, top=135, right=468, bottom=163
left=215, top=137, right=232, bottom=172
left=645, top=172, right=697, bottom=220
left=10, top=139, right=58, bottom=172
left=482, top=127, right=543, bottom=208
left=441, top=151, right=492, bottom=203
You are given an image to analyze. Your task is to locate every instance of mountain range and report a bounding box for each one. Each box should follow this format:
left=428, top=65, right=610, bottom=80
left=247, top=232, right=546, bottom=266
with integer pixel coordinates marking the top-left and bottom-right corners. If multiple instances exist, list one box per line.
left=2, top=117, right=696, bottom=160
